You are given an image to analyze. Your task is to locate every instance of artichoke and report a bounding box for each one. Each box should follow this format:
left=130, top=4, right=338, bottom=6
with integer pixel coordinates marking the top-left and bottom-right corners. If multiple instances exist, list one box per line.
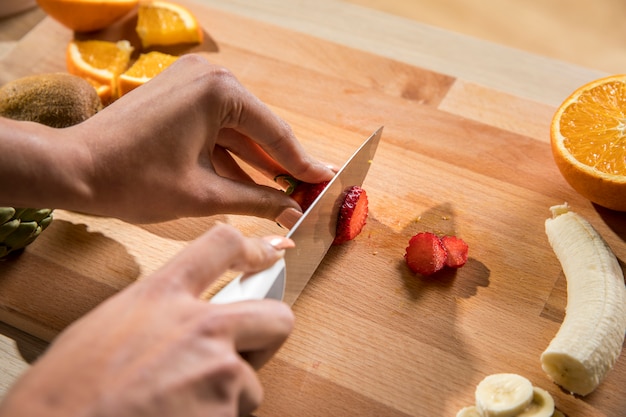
left=0, top=207, right=53, bottom=258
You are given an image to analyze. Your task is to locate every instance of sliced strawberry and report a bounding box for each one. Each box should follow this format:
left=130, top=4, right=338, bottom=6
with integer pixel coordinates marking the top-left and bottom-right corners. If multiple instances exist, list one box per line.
left=441, top=235, right=469, bottom=268
left=404, top=232, right=447, bottom=275
left=333, top=186, right=368, bottom=245
left=288, top=181, right=329, bottom=212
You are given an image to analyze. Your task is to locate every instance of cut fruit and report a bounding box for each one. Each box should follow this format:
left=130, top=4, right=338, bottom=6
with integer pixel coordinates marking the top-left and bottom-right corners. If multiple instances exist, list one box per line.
left=550, top=74, right=626, bottom=211
left=404, top=232, right=448, bottom=276
left=117, top=51, right=178, bottom=96
left=456, top=406, right=481, bottom=417
left=333, top=186, right=368, bottom=245
left=441, top=235, right=469, bottom=268
left=475, top=373, right=534, bottom=417
left=517, top=387, right=555, bottom=417
left=66, top=39, right=134, bottom=104
left=36, top=0, right=138, bottom=32
left=541, top=203, right=626, bottom=396
left=136, top=0, right=203, bottom=48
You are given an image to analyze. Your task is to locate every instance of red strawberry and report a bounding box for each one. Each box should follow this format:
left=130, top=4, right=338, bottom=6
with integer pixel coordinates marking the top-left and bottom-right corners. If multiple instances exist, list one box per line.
left=441, top=235, right=469, bottom=268
left=289, top=181, right=329, bottom=212
left=404, top=232, right=448, bottom=275
left=333, top=186, right=368, bottom=245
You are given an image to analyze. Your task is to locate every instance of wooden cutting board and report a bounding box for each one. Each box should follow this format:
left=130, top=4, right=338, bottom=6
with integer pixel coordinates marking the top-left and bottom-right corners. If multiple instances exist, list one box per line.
left=1, top=2, right=625, bottom=415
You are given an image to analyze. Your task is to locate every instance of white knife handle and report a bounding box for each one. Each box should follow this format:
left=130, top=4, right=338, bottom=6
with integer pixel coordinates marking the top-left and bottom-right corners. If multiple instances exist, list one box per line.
left=210, top=258, right=286, bottom=304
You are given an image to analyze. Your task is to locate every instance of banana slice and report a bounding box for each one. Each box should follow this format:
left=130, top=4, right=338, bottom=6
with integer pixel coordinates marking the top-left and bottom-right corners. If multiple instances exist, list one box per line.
left=542, top=204, right=626, bottom=396
left=475, top=373, right=534, bottom=417
left=456, top=406, right=481, bottom=417
left=518, top=387, right=555, bottom=417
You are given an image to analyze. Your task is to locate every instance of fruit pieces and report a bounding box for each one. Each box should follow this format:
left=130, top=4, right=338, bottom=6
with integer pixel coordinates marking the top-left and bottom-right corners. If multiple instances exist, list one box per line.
left=441, top=235, right=469, bottom=268
left=404, top=232, right=468, bottom=275
left=333, top=186, right=368, bottom=245
left=66, top=39, right=134, bottom=104
left=404, top=232, right=447, bottom=275
left=285, top=179, right=368, bottom=245
left=62, top=1, right=202, bottom=104
left=550, top=74, right=626, bottom=211
left=136, top=0, right=204, bottom=48
left=457, top=373, right=557, bottom=417
left=117, top=51, right=179, bottom=96
left=36, top=0, right=138, bottom=32
left=541, top=203, right=626, bottom=396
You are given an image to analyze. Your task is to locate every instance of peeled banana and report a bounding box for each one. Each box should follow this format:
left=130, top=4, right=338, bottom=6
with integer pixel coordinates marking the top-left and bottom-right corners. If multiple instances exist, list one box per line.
left=541, top=203, right=626, bottom=396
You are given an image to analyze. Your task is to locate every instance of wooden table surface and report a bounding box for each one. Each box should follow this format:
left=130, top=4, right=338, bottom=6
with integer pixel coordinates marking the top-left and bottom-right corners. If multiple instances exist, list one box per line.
left=0, top=1, right=623, bottom=416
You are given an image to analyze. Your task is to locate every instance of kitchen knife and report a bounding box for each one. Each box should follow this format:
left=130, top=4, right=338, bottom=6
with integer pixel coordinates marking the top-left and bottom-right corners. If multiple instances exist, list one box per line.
left=211, top=126, right=383, bottom=305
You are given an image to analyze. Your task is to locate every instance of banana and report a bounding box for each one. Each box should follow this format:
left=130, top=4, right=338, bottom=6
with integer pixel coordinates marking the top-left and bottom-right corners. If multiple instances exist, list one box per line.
left=456, top=406, right=481, bottom=417
left=541, top=203, right=626, bottom=396
left=518, top=387, right=554, bottom=417
left=475, top=373, right=534, bottom=417
left=457, top=373, right=561, bottom=417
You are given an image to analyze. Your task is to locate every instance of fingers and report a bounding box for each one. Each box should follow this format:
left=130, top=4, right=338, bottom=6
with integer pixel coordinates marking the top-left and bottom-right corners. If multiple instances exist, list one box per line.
left=197, top=58, right=334, bottom=184
left=207, top=299, right=295, bottom=370
left=154, top=223, right=293, bottom=297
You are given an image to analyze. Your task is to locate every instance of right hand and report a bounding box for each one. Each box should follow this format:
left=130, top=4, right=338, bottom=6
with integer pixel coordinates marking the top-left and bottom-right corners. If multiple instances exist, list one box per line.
left=0, top=223, right=295, bottom=417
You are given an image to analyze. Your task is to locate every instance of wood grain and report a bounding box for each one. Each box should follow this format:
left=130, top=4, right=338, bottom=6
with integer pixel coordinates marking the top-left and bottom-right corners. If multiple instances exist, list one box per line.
left=1, top=1, right=625, bottom=416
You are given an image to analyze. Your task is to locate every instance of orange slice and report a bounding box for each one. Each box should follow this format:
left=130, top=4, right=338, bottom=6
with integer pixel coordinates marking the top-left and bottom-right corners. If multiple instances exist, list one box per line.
left=117, top=51, right=178, bottom=96
left=136, top=0, right=203, bottom=48
left=36, top=0, right=138, bottom=33
left=66, top=39, right=134, bottom=104
left=550, top=74, right=626, bottom=211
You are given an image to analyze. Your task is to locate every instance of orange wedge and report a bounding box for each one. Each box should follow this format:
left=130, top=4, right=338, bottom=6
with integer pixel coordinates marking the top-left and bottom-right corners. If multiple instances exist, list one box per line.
left=66, top=39, right=134, bottom=104
left=550, top=74, right=626, bottom=211
left=36, top=0, right=138, bottom=32
left=117, top=51, right=178, bottom=96
left=136, top=0, right=203, bottom=48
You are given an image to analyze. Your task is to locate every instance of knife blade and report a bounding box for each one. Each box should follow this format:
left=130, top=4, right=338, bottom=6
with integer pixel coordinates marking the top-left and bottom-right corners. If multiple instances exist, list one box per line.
left=211, top=126, right=383, bottom=305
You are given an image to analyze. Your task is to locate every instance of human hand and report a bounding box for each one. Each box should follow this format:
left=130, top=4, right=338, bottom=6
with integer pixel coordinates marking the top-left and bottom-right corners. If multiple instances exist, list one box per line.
left=0, top=223, right=295, bottom=417
left=0, top=54, right=334, bottom=225
left=74, top=54, right=334, bottom=224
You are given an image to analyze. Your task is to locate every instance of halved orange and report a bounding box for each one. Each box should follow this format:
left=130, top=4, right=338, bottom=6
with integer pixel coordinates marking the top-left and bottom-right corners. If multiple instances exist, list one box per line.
left=66, top=39, right=134, bottom=104
left=36, top=0, right=138, bottom=33
left=117, top=51, right=178, bottom=96
left=550, top=74, right=626, bottom=211
left=136, top=0, right=203, bottom=48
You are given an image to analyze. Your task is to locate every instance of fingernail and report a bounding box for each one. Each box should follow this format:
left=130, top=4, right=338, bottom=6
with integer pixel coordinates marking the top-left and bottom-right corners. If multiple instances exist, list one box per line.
left=326, top=163, right=340, bottom=173
left=275, top=207, right=302, bottom=229
left=265, top=236, right=295, bottom=251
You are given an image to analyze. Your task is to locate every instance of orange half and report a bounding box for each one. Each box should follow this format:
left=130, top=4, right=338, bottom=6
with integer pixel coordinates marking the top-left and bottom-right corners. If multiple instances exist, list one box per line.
left=550, top=74, right=626, bottom=211
left=136, top=0, right=203, bottom=48
left=36, top=0, right=138, bottom=32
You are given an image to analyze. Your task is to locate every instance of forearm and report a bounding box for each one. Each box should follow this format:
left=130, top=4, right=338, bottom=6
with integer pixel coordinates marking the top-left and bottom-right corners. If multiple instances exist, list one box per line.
left=0, top=117, right=93, bottom=210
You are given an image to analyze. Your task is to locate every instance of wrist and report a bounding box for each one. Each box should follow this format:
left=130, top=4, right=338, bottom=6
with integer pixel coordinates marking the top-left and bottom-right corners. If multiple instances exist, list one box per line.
left=0, top=119, right=94, bottom=211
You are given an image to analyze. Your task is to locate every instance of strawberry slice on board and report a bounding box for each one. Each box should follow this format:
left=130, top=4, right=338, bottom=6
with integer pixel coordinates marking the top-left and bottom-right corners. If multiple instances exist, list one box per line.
left=441, top=235, right=469, bottom=268
left=404, top=232, right=448, bottom=276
